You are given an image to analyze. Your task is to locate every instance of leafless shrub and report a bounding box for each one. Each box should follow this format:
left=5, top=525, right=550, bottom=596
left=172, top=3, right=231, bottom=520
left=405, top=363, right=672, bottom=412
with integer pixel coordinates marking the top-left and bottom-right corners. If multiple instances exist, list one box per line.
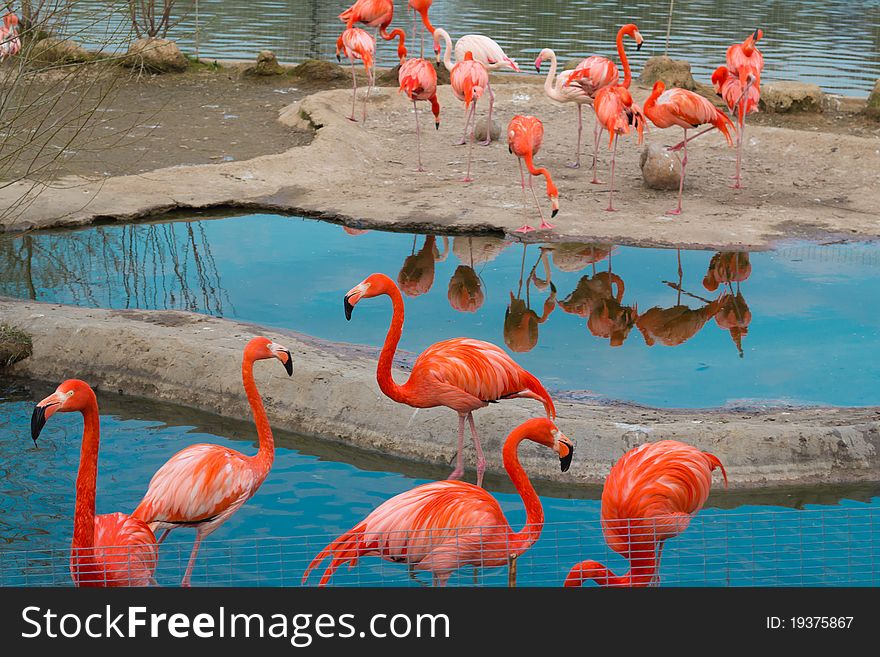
left=128, top=0, right=182, bottom=39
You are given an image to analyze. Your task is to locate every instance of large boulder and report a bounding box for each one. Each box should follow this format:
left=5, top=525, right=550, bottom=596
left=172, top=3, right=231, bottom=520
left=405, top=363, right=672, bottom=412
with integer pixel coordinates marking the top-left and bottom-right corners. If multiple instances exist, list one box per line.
left=291, top=59, right=348, bottom=83
left=124, top=38, right=188, bottom=74
left=29, top=37, right=90, bottom=64
left=638, top=55, right=697, bottom=91
left=0, top=324, right=32, bottom=367
left=865, top=79, right=880, bottom=120
left=474, top=116, right=500, bottom=143
left=759, top=81, right=824, bottom=113
left=245, top=50, right=285, bottom=76
left=640, top=143, right=681, bottom=190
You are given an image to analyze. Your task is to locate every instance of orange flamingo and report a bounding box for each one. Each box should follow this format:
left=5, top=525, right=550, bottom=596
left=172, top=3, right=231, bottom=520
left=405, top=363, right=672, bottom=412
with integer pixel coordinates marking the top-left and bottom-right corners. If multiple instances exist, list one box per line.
left=590, top=84, right=646, bottom=211
left=398, top=58, right=440, bottom=173
left=564, top=440, right=727, bottom=587
left=340, top=0, right=407, bottom=63
left=344, top=273, right=556, bottom=487
left=643, top=81, right=735, bottom=215
left=547, top=23, right=643, bottom=176
left=507, top=115, right=559, bottom=233
left=302, top=417, right=574, bottom=586
left=408, top=0, right=435, bottom=57
left=450, top=51, right=489, bottom=182
left=336, top=27, right=376, bottom=123
left=132, top=337, right=293, bottom=587
left=0, top=11, right=21, bottom=61
left=31, top=380, right=158, bottom=587
left=726, top=28, right=764, bottom=79
left=702, top=251, right=751, bottom=292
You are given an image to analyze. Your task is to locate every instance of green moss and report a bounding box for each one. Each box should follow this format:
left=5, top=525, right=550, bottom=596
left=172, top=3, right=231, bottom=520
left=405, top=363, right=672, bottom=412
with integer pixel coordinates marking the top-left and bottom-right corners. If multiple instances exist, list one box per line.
left=185, top=55, right=221, bottom=72
left=0, top=324, right=33, bottom=367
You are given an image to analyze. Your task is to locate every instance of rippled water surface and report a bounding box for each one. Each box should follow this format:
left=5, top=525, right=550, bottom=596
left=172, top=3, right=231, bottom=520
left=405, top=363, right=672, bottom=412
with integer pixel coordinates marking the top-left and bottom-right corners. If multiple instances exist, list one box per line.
left=68, top=0, right=880, bottom=95
left=0, top=382, right=877, bottom=586
left=2, top=214, right=879, bottom=408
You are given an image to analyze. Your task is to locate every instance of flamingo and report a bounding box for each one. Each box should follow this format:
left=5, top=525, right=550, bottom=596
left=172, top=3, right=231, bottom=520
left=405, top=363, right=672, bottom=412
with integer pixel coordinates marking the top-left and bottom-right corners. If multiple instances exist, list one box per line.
left=643, top=81, right=735, bottom=215
left=447, top=264, right=484, bottom=312
left=336, top=28, right=376, bottom=123
left=450, top=51, right=489, bottom=181
left=564, top=440, right=727, bottom=587
left=31, top=380, right=158, bottom=587
left=132, top=336, right=293, bottom=587
left=0, top=11, right=21, bottom=61
left=507, top=115, right=558, bottom=233
left=302, top=417, right=574, bottom=587
left=339, top=0, right=407, bottom=63
left=434, top=28, right=520, bottom=145
left=343, top=273, right=556, bottom=487
left=702, top=251, right=751, bottom=292
left=726, top=28, right=764, bottom=79
left=398, top=58, right=440, bottom=173
left=540, top=24, right=642, bottom=173
left=408, top=0, right=435, bottom=57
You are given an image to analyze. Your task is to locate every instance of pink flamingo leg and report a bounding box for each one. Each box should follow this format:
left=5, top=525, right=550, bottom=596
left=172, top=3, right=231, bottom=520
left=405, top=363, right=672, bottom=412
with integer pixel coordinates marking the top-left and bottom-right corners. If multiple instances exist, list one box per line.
left=669, top=125, right=715, bottom=151
left=363, top=66, right=373, bottom=123
left=567, top=104, right=583, bottom=169
left=413, top=100, right=425, bottom=173
left=463, top=101, right=477, bottom=182
left=448, top=413, right=466, bottom=480
left=529, top=173, right=554, bottom=231
left=348, top=59, right=358, bottom=122
left=466, top=412, right=486, bottom=488
left=158, top=529, right=171, bottom=544
left=515, top=159, right=535, bottom=233
left=181, top=531, right=204, bottom=587
left=479, top=83, right=495, bottom=146
left=667, top=128, right=687, bottom=215
left=606, top=135, right=619, bottom=212
left=591, top=112, right=603, bottom=184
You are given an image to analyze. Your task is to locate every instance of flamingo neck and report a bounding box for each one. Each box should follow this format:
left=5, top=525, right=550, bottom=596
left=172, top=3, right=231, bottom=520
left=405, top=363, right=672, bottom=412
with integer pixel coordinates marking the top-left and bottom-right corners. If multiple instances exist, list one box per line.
left=541, top=50, right=561, bottom=99
left=377, top=285, right=409, bottom=405
left=417, top=8, right=435, bottom=35
left=72, top=401, right=100, bottom=550
left=242, top=353, right=274, bottom=476
left=564, top=551, right=658, bottom=587
left=617, top=29, right=632, bottom=88
left=439, top=28, right=453, bottom=71
left=504, top=429, right=544, bottom=554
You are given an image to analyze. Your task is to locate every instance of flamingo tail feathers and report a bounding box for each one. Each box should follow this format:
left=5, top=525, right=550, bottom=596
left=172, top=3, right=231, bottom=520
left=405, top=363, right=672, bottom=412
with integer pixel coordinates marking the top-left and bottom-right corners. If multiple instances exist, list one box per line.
left=519, top=369, right=557, bottom=419
left=706, top=453, right=729, bottom=488
left=302, top=523, right=368, bottom=587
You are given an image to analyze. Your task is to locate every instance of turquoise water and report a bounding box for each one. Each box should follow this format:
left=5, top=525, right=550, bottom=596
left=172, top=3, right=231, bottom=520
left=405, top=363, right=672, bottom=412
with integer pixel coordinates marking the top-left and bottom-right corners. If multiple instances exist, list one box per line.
left=2, top=214, right=879, bottom=408
left=0, top=381, right=877, bottom=587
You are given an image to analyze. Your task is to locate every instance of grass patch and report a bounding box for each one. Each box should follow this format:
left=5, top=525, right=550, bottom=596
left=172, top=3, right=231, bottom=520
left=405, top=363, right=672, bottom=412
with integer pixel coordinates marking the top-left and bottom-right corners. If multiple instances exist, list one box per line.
left=185, top=55, right=222, bottom=72
left=0, top=324, right=33, bottom=367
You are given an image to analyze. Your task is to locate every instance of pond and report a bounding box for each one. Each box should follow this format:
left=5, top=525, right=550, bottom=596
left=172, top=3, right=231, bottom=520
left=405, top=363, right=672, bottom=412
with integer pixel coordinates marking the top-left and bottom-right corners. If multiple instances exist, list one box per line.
left=67, top=0, right=880, bottom=95
left=2, top=213, right=879, bottom=408
left=0, top=380, right=877, bottom=586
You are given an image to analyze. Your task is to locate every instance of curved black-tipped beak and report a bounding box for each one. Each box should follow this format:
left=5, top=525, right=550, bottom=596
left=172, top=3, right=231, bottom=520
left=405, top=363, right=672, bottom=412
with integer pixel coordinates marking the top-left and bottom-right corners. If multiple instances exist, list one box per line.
left=31, top=404, right=48, bottom=445
left=637, top=42, right=642, bottom=51
left=344, top=294, right=355, bottom=321
left=435, top=122, right=440, bottom=130
left=534, top=64, right=541, bottom=73
left=336, top=53, right=341, bottom=62
left=753, top=28, right=760, bottom=40
left=508, top=145, right=512, bottom=154
left=281, top=351, right=294, bottom=377
left=559, top=442, right=574, bottom=472
left=551, top=208, right=559, bottom=218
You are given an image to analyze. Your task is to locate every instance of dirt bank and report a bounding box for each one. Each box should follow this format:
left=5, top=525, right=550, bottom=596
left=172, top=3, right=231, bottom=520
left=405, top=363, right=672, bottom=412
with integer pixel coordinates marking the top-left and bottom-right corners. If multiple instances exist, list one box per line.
left=2, top=77, right=879, bottom=247
left=2, top=298, right=878, bottom=488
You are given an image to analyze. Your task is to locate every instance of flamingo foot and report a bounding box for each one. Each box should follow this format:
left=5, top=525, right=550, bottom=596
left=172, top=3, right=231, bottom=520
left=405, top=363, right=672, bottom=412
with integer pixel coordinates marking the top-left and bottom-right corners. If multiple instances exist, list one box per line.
left=515, top=225, right=536, bottom=233
left=478, top=138, right=492, bottom=146
left=666, top=208, right=682, bottom=216
left=566, top=161, right=581, bottom=169
left=605, top=206, right=618, bottom=213
left=347, top=115, right=358, bottom=123
left=454, top=137, right=467, bottom=146
left=416, top=166, right=427, bottom=173
left=590, top=177, right=603, bottom=185
left=538, top=221, right=555, bottom=230
left=462, top=176, right=473, bottom=183
left=447, top=467, right=464, bottom=481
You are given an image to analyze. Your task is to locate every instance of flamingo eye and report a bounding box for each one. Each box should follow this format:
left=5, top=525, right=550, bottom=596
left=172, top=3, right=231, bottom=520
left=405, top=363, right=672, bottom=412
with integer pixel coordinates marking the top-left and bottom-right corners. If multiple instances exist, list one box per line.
left=66, top=390, right=74, bottom=398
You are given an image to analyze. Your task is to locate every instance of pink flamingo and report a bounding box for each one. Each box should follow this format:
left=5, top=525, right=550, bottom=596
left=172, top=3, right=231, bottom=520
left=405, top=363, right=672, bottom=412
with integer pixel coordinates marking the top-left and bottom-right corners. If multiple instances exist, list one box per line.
left=302, top=417, right=574, bottom=586
left=726, top=28, right=764, bottom=78
left=434, top=28, right=520, bottom=145
left=450, top=51, right=489, bottom=182
left=31, top=380, right=158, bottom=587
left=508, top=115, right=558, bottom=233
left=132, top=337, right=293, bottom=587
left=564, top=440, right=727, bottom=587
left=398, top=58, right=440, bottom=173
left=0, top=11, right=21, bottom=61
left=344, top=273, right=556, bottom=487
left=553, top=24, right=643, bottom=179
left=339, top=0, right=407, bottom=63
left=408, top=0, right=435, bottom=57
left=643, top=81, right=735, bottom=215
left=336, top=27, right=376, bottom=123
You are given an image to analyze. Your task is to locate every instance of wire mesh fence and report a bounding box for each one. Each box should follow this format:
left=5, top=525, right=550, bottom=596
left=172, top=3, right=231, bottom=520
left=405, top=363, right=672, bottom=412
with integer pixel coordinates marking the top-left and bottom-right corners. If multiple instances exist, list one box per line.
left=3, top=505, right=878, bottom=587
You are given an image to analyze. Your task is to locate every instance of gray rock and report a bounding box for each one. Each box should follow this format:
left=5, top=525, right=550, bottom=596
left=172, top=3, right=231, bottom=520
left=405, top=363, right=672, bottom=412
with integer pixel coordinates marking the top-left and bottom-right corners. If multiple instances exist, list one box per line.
left=29, top=37, right=90, bottom=64
left=638, top=55, right=697, bottom=91
left=640, top=143, right=682, bottom=190
left=867, top=80, right=880, bottom=120
left=246, top=50, right=285, bottom=76
left=759, top=81, right=824, bottom=113
left=474, top=116, right=500, bottom=143
left=124, top=38, right=188, bottom=74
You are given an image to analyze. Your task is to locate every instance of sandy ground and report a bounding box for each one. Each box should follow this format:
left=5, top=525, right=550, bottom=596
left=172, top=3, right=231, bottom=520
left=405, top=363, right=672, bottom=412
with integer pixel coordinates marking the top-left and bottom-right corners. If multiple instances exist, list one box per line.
left=3, top=297, right=879, bottom=489
left=2, top=73, right=879, bottom=247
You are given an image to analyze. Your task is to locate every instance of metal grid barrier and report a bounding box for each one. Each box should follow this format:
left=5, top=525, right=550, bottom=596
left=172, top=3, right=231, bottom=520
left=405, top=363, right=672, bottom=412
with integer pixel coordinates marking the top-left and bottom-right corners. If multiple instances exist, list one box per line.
left=2, top=506, right=878, bottom=587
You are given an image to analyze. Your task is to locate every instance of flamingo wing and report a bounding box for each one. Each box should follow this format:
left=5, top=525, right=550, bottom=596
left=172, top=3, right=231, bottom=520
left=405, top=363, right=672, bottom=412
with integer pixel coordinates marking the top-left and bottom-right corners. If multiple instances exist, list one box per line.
left=455, top=35, right=519, bottom=72
left=72, top=512, right=158, bottom=587
left=568, top=56, right=619, bottom=96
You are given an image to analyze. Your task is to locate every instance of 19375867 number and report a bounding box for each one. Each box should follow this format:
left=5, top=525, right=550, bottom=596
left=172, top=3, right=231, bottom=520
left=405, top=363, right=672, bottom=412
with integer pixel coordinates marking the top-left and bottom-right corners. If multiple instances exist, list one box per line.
left=767, top=617, right=854, bottom=629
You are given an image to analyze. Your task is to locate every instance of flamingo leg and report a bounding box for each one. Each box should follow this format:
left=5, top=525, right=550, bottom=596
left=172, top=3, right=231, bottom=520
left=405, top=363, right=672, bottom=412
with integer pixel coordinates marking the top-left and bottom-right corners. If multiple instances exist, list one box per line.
left=515, top=159, right=535, bottom=233
left=479, top=83, right=495, bottom=146
left=507, top=553, right=518, bottom=588
left=448, top=413, right=467, bottom=480
left=362, top=65, right=373, bottom=123
left=667, top=128, right=687, bottom=215
left=606, top=135, right=619, bottom=212
left=463, top=101, right=477, bottom=182
left=157, top=529, right=171, bottom=545
left=348, top=59, right=358, bottom=122
left=413, top=100, right=425, bottom=172
left=181, top=531, right=204, bottom=587
left=466, top=412, right=486, bottom=487
left=567, top=104, right=583, bottom=168
left=733, top=117, right=744, bottom=189
left=528, top=171, right=553, bottom=230
left=668, top=125, right=714, bottom=151
left=591, top=113, right=603, bottom=184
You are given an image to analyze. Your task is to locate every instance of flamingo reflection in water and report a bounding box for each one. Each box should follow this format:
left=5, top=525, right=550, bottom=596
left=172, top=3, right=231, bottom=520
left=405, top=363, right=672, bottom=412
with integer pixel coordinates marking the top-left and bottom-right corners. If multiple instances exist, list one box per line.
left=704, top=251, right=753, bottom=357
left=397, top=235, right=449, bottom=297
left=504, top=245, right=557, bottom=353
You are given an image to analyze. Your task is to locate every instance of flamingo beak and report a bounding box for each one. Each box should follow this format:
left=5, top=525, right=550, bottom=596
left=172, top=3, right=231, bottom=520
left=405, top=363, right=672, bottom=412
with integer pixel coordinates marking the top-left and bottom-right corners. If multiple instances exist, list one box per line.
left=31, top=391, right=65, bottom=445
left=274, top=347, right=294, bottom=376
left=558, top=437, right=574, bottom=472
left=344, top=294, right=355, bottom=321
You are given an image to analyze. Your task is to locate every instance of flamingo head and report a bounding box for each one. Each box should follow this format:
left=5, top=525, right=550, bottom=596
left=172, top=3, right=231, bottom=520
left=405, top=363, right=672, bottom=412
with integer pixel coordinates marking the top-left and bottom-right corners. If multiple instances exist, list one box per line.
left=621, top=23, right=644, bottom=51
left=649, top=80, right=666, bottom=102
left=245, top=336, right=293, bottom=376
left=344, top=273, right=394, bottom=320
left=526, top=418, right=574, bottom=472
left=711, top=66, right=729, bottom=94
left=432, top=29, right=443, bottom=62
left=534, top=49, right=552, bottom=73
left=563, top=560, right=611, bottom=587
left=31, top=379, right=95, bottom=445
left=743, top=28, right=763, bottom=55
left=547, top=181, right=559, bottom=218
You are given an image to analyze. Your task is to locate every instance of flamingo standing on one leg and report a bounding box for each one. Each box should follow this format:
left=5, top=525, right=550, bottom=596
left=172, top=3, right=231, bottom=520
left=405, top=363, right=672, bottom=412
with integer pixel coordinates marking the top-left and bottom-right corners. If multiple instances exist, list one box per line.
left=450, top=51, right=489, bottom=182
left=336, top=28, right=376, bottom=123
left=398, top=58, right=440, bottom=173
left=132, top=337, right=293, bottom=587
left=434, top=28, right=520, bottom=146
left=408, top=0, right=435, bottom=58
left=0, top=11, right=21, bottom=61
left=31, top=380, right=158, bottom=587
left=339, top=0, right=407, bottom=63
left=343, top=273, right=556, bottom=487
left=564, top=440, right=727, bottom=587
left=302, top=418, right=574, bottom=586
left=643, top=81, right=735, bottom=215
left=508, top=115, right=559, bottom=233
